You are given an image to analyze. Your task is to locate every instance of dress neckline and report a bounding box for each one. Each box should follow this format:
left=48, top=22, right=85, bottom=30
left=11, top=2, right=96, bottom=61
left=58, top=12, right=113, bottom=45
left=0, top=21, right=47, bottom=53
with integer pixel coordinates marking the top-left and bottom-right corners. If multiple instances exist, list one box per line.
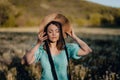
left=51, top=50, right=63, bottom=57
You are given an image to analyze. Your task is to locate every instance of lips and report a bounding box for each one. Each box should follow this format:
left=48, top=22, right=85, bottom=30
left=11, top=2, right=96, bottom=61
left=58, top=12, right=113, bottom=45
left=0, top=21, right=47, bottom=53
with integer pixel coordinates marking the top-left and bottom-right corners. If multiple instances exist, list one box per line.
left=52, top=37, right=57, bottom=38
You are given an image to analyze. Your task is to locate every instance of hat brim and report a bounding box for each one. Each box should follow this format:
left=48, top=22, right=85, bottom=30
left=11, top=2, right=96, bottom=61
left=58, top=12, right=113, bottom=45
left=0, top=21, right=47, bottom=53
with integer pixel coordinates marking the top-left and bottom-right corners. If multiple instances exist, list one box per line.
left=39, top=13, right=72, bottom=38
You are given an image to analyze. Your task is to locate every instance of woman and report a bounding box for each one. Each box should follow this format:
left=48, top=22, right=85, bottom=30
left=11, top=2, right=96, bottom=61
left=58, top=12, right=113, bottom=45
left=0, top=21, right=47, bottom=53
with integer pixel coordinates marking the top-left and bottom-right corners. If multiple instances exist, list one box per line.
left=24, top=14, right=92, bottom=80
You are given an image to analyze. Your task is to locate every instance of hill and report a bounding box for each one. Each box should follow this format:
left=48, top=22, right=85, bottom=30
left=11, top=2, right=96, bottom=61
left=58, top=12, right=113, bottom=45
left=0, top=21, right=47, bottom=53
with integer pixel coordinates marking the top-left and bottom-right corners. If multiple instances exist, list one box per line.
left=0, top=0, right=120, bottom=27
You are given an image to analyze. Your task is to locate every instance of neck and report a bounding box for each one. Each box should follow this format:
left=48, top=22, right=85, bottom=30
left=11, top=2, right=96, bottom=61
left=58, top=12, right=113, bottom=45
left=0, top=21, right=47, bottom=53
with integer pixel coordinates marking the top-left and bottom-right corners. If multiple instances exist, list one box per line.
left=49, top=42, right=60, bottom=55
left=49, top=42, right=57, bottom=49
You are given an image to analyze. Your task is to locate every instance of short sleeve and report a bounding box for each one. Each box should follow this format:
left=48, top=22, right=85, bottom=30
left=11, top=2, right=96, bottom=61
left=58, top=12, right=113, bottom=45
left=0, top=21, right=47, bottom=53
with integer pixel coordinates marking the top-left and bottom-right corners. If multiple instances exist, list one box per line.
left=34, top=45, right=44, bottom=63
left=66, top=43, right=81, bottom=59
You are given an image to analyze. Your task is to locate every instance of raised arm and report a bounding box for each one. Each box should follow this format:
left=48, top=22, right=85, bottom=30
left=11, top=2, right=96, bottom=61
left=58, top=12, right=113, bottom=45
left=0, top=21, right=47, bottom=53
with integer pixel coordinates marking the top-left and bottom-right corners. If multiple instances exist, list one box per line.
left=66, top=29, right=92, bottom=56
left=23, top=32, right=47, bottom=65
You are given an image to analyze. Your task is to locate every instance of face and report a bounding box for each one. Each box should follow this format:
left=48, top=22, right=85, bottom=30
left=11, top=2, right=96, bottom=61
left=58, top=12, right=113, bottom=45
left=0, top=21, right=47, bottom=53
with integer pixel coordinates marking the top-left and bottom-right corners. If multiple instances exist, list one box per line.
left=47, top=24, right=60, bottom=43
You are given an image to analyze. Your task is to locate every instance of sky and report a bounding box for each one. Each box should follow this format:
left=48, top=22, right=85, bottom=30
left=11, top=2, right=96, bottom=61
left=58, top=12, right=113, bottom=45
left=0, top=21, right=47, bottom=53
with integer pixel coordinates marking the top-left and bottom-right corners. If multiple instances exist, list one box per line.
left=87, top=0, right=120, bottom=8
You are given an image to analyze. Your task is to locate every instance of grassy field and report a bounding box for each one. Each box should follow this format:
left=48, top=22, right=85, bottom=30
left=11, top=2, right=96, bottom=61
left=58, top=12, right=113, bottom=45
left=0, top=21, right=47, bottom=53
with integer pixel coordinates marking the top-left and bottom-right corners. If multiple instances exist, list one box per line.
left=0, top=28, right=120, bottom=80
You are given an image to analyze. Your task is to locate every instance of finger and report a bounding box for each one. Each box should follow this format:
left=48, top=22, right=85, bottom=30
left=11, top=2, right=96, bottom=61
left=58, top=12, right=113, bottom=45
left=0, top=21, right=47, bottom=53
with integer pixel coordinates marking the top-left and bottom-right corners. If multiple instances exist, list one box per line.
left=39, top=32, right=46, bottom=38
left=38, top=31, right=42, bottom=36
left=38, top=32, right=41, bottom=38
left=42, top=36, right=48, bottom=41
left=65, top=32, right=71, bottom=36
left=38, top=33, right=43, bottom=41
left=38, top=34, right=41, bottom=40
left=38, top=32, right=44, bottom=37
left=88, top=48, right=92, bottom=52
left=42, top=32, right=46, bottom=37
left=39, top=35, right=47, bottom=41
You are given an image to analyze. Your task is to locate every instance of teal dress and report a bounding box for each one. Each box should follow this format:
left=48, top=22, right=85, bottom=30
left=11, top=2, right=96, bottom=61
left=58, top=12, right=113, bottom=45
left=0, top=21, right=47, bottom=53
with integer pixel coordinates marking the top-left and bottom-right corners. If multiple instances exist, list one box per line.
left=34, top=43, right=81, bottom=80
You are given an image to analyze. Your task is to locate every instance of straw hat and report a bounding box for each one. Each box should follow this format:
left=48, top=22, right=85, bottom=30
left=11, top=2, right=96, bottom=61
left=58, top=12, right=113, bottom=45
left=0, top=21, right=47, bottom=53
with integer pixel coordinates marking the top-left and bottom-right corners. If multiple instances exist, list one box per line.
left=39, top=13, right=72, bottom=38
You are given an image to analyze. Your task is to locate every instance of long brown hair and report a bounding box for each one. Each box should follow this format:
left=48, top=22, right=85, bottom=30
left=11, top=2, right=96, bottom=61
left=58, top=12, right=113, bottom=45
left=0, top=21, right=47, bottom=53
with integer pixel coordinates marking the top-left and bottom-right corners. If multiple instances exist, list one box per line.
left=44, top=21, right=64, bottom=50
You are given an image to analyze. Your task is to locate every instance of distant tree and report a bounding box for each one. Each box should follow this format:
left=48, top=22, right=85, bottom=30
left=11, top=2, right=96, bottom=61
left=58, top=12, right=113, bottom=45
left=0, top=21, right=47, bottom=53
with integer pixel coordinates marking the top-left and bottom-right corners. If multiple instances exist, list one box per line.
left=114, top=16, right=120, bottom=26
left=0, top=3, right=10, bottom=26
left=0, top=1, right=20, bottom=27
left=101, top=18, right=109, bottom=25
left=89, top=13, right=102, bottom=27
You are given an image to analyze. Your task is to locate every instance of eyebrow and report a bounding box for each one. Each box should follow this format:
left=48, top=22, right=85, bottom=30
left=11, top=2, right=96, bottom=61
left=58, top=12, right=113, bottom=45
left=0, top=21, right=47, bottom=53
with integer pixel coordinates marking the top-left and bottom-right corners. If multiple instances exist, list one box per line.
left=48, top=28, right=59, bottom=31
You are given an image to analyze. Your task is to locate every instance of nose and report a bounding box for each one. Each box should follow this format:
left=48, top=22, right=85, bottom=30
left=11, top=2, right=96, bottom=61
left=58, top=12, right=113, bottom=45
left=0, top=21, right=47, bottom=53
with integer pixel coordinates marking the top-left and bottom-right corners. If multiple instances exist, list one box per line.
left=52, top=31, right=56, bottom=36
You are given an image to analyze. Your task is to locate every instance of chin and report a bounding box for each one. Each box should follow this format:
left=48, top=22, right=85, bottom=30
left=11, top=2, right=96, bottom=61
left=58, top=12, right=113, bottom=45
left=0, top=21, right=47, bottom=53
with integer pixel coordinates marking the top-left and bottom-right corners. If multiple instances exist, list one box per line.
left=49, top=39, right=57, bottom=43
left=49, top=41, right=56, bottom=43
left=51, top=40, right=57, bottom=43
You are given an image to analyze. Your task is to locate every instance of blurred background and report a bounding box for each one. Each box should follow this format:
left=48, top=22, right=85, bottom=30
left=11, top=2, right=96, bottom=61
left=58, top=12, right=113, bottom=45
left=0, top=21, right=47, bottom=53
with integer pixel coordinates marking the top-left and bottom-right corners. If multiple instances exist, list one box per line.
left=0, top=0, right=120, bottom=80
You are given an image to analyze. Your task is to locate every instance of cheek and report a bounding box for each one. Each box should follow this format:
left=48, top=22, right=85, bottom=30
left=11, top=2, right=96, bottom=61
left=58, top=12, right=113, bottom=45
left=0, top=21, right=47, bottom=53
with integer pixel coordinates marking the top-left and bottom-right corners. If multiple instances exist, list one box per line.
left=57, top=33, right=60, bottom=37
left=56, top=33, right=60, bottom=38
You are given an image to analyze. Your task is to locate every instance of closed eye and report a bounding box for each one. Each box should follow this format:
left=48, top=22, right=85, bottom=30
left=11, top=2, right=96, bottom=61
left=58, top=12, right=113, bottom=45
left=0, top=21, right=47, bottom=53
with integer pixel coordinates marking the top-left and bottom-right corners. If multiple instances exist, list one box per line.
left=55, top=29, right=59, bottom=33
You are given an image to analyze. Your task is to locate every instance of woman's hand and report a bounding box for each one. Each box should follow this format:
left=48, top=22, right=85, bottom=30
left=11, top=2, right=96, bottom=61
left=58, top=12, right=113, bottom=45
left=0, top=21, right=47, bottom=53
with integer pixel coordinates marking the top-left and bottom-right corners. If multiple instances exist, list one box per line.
left=66, top=29, right=77, bottom=39
left=37, top=32, right=48, bottom=44
left=66, top=29, right=92, bottom=55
